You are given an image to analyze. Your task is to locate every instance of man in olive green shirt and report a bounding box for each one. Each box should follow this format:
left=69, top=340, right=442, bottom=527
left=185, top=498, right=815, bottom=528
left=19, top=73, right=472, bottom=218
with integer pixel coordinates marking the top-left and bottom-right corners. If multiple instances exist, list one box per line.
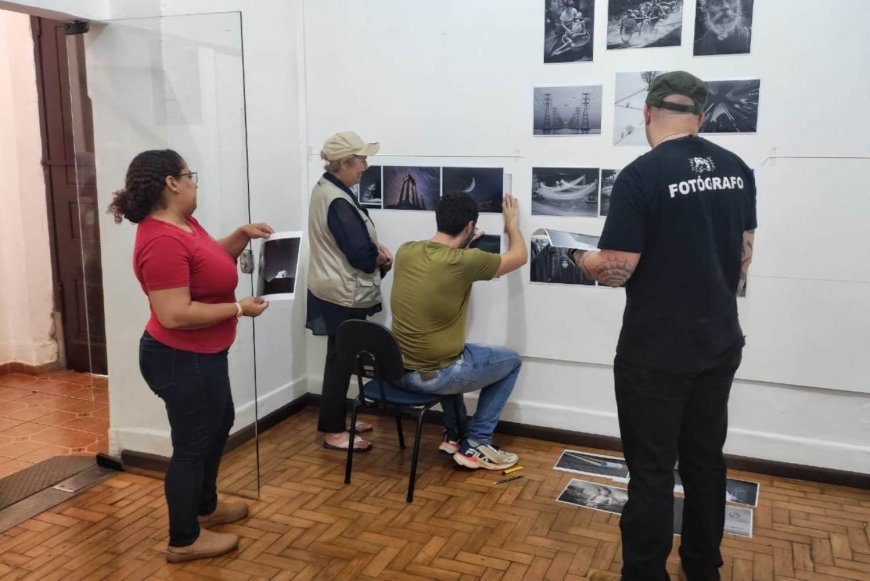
left=391, top=193, right=528, bottom=470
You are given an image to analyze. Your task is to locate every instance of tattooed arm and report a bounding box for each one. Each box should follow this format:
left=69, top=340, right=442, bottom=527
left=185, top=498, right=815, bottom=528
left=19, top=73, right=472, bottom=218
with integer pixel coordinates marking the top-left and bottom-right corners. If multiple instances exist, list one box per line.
left=569, top=249, right=641, bottom=287
left=737, top=230, right=755, bottom=294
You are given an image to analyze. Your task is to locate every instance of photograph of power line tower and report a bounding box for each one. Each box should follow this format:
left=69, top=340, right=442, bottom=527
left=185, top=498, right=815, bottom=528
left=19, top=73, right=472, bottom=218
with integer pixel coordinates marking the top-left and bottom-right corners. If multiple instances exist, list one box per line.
left=442, top=167, right=504, bottom=213
left=532, top=167, right=600, bottom=217
left=382, top=166, right=441, bottom=211
left=534, top=85, right=602, bottom=135
left=607, top=0, right=684, bottom=49
left=543, top=0, right=595, bottom=63
left=700, top=79, right=760, bottom=133
left=613, top=71, right=663, bottom=146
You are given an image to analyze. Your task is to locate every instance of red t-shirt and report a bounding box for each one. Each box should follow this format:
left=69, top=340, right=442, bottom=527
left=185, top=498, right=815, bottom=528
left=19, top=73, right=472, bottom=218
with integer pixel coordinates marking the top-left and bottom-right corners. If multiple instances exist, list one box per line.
left=134, top=216, right=239, bottom=353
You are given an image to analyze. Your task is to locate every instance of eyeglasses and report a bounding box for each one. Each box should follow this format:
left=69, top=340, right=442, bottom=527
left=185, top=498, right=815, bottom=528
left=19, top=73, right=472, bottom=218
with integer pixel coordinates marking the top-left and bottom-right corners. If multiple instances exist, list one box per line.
left=177, top=171, right=198, bottom=185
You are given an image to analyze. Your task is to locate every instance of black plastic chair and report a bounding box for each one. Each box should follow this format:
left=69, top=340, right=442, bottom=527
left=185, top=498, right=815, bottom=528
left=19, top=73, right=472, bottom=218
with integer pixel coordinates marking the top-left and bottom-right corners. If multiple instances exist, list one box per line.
left=336, top=319, right=462, bottom=502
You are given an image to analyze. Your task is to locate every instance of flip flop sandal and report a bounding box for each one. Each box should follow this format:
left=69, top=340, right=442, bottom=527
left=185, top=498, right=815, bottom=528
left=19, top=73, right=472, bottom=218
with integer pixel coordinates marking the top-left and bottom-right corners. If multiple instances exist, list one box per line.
left=323, top=435, right=373, bottom=452
left=347, top=420, right=373, bottom=434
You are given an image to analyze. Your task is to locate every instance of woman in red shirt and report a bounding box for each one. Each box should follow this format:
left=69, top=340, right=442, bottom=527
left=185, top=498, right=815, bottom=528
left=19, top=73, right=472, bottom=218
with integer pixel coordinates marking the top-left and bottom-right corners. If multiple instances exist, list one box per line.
left=108, top=149, right=271, bottom=563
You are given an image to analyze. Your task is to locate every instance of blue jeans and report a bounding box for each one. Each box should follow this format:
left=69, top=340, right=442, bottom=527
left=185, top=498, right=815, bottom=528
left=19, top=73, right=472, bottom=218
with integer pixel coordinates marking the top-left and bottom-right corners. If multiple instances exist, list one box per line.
left=139, top=332, right=235, bottom=547
left=398, top=344, right=521, bottom=446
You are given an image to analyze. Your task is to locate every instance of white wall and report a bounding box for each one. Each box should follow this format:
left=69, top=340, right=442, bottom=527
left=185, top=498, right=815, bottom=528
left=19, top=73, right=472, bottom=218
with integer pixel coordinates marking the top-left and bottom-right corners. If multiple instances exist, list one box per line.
left=0, top=10, right=58, bottom=367
left=302, top=0, right=870, bottom=474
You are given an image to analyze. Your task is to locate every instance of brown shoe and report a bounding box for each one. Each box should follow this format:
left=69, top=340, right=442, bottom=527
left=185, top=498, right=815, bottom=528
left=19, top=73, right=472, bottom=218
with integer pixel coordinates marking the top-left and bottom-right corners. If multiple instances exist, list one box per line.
left=166, top=528, right=239, bottom=563
left=198, top=501, right=249, bottom=528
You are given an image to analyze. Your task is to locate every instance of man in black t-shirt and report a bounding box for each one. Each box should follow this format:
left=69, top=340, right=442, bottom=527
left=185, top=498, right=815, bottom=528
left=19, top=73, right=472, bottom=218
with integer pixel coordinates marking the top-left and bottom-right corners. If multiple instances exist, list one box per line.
left=569, top=71, right=756, bottom=580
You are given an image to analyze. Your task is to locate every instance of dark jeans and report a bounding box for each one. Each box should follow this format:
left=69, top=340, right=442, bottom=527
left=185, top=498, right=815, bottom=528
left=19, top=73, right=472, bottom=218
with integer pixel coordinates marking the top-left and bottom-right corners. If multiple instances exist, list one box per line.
left=615, top=348, right=742, bottom=581
left=317, top=313, right=367, bottom=434
left=139, top=332, right=235, bottom=547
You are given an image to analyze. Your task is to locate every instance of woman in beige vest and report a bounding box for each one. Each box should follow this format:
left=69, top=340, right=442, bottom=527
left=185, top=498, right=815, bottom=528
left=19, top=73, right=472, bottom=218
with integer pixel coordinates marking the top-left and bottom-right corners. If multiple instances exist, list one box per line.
left=307, top=132, right=392, bottom=451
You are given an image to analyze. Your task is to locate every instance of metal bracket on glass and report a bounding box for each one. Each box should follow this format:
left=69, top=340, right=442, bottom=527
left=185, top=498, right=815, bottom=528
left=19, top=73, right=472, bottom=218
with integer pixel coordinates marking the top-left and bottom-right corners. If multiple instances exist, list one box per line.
left=239, top=249, right=254, bottom=274
left=64, top=21, right=90, bottom=36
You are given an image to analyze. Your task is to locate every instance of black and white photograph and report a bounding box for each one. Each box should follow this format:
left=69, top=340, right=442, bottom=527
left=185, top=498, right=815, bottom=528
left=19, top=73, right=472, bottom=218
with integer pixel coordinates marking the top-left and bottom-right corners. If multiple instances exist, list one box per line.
left=544, top=0, right=594, bottom=63
left=700, top=79, right=760, bottom=133
left=532, top=167, right=600, bottom=217
left=726, top=478, right=760, bottom=507
left=257, top=231, right=302, bottom=300
left=534, top=85, right=603, bottom=135
left=469, top=234, right=502, bottom=254
left=352, top=165, right=382, bottom=209
left=557, top=479, right=629, bottom=515
left=383, top=166, right=440, bottom=211
left=613, top=71, right=663, bottom=146
left=530, top=234, right=597, bottom=286
left=554, top=450, right=629, bottom=481
left=442, top=167, right=504, bottom=213
left=693, top=0, right=753, bottom=56
left=673, top=497, right=754, bottom=538
left=607, top=0, right=684, bottom=50
left=600, top=169, right=621, bottom=216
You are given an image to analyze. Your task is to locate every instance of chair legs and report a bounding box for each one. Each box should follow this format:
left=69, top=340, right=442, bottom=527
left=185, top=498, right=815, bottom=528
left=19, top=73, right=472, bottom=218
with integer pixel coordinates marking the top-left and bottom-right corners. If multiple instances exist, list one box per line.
left=395, top=414, right=406, bottom=449
left=344, top=399, right=360, bottom=485
left=407, top=410, right=426, bottom=503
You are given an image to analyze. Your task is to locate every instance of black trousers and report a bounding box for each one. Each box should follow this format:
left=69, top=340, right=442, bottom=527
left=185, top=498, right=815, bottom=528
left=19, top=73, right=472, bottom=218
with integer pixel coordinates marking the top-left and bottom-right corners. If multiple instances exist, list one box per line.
left=615, top=348, right=742, bottom=581
left=316, top=313, right=368, bottom=434
left=139, top=332, right=235, bottom=547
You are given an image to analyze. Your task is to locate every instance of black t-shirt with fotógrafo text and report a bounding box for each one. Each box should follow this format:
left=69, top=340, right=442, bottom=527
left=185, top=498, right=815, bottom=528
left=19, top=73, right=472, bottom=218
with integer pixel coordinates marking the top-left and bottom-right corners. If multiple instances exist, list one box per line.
left=598, top=135, right=757, bottom=372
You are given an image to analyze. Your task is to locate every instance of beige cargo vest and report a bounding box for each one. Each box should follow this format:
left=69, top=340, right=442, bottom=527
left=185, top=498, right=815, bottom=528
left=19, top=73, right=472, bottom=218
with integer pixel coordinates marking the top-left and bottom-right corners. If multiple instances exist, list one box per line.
left=307, top=176, right=382, bottom=308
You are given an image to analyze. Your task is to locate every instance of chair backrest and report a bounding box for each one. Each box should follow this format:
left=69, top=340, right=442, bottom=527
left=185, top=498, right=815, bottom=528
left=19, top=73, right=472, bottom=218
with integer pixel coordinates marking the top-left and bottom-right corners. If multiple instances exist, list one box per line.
left=336, top=319, right=405, bottom=382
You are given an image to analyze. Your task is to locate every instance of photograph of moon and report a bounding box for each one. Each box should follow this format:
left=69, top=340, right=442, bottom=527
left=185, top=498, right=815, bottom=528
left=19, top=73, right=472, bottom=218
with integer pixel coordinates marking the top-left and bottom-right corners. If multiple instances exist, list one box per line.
left=441, top=167, right=505, bottom=213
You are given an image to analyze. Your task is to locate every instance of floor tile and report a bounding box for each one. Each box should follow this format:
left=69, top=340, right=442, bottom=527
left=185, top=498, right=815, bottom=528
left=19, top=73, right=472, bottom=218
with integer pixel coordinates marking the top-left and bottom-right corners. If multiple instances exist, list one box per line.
left=60, top=417, right=109, bottom=435
left=30, top=410, right=79, bottom=427
left=0, top=386, right=31, bottom=402
left=0, top=421, right=49, bottom=439
left=0, top=417, right=24, bottom=432
left=30, top=427, right=99, bottom=449
left=0, top=374, right=41, bottom=389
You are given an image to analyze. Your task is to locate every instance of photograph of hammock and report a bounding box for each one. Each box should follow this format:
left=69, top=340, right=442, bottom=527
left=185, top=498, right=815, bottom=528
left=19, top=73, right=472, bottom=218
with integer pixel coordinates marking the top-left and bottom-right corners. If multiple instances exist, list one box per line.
left=532, top=167, right=600, bottom=216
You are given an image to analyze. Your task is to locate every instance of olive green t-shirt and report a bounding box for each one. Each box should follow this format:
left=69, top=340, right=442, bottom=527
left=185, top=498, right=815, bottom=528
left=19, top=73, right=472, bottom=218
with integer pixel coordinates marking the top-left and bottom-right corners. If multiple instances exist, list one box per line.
left=391, top=241, right=501, bottom=370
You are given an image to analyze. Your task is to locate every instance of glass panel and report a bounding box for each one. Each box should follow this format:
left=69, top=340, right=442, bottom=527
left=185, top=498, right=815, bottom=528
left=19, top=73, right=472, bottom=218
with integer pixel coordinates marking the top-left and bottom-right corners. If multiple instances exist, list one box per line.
left=66, top=12, right=259, bottom=498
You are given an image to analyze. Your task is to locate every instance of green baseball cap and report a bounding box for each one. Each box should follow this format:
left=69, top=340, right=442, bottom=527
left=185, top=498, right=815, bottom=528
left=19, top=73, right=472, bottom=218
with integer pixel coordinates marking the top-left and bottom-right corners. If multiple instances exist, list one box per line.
left=645, top=71, right=708, bottom=114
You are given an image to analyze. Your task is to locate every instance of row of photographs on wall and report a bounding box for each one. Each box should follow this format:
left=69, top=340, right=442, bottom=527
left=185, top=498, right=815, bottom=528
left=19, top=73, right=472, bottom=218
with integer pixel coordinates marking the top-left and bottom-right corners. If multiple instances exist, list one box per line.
left=352, top=166, right=505, bottom=213
left=545, top=0, right=754, bottom=63
left=354, top=165, right=619, bottom=218
left=534, top=75, right=760, bottom=139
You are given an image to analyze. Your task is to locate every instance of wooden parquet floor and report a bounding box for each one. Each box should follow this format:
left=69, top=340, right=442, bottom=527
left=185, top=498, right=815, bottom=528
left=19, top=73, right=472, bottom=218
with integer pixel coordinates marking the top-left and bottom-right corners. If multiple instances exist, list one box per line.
left=0, top=407, right=868, bottom=580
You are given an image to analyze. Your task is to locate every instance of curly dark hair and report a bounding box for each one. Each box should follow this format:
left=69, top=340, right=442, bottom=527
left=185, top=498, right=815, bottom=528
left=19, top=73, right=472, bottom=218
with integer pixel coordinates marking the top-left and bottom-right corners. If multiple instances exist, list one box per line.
left=107, top=149, right=185, bottom=224
left=436, top=193, right=479, bottom=236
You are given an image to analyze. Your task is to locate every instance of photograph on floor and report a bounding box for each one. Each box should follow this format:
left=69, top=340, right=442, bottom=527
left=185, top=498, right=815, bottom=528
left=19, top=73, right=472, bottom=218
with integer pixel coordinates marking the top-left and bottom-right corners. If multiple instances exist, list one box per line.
left=532, top=167, right=600, bottom=217
left=257, top=231, right=302, bottom=300
left=613, top=71, right=663, bottom=146
left=352, top=165, right=382, bottom=209
left=694, top=0, right=753, bottom=56
left=383, top=166, right=441, bottom=211
left=599, top=169, right=621, bottom=216
left=673, top=497, right=754, bottom=538
left=534, top=85, right=603, bottom=135
left=544, top=0, right=594, bottom=63
left=554, top=450, right=629, bottom=480
left=442, top=167, right=504, bottom=213
left=607, top=0, right=684, bottom=50
left=530, top=228, right=600, bottom=286
left=557, top=479, right=629, bottom=515
left=700, top=79, right=760, bottom=133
